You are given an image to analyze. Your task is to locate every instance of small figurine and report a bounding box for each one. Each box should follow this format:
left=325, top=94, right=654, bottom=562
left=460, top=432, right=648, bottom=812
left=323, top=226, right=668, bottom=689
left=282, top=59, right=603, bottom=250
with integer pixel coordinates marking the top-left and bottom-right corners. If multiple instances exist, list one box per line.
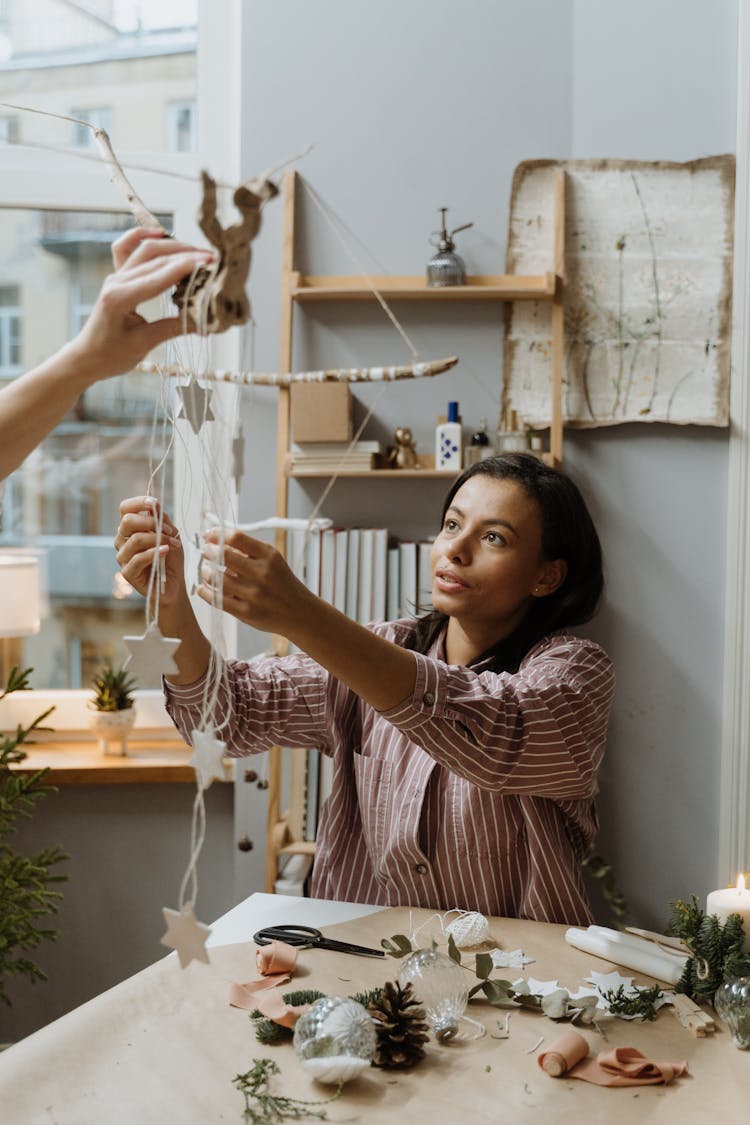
left=386, top=426, right=419, bottom=469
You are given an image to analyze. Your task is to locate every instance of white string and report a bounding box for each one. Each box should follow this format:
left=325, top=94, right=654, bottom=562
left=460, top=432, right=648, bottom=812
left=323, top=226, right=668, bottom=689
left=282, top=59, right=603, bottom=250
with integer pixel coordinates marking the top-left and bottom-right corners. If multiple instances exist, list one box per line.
left=300, top=179, right=421, bottom=361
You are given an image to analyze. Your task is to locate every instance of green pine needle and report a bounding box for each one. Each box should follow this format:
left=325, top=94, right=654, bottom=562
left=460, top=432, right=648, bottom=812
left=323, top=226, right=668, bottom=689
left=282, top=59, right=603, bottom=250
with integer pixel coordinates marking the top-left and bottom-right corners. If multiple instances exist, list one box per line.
left=233, top=1057, right=341, bottom=1123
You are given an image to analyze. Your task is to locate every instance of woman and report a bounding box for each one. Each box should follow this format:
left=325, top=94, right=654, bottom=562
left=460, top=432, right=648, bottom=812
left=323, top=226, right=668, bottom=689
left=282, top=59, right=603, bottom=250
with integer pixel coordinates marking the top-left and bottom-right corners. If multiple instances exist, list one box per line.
left=115, top=453, right=614, bottom=924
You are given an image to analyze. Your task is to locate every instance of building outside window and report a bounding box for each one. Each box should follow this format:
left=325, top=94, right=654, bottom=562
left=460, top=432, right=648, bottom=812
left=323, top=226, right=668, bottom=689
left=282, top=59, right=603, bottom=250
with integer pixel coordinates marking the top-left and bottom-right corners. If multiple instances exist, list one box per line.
left=167, top=99, right=196, bottom=152
left=0, top=114, right=18, bottom=142
left=70, top=106, right=113, bottom=149
left=0, top=283, right=21, bottom=377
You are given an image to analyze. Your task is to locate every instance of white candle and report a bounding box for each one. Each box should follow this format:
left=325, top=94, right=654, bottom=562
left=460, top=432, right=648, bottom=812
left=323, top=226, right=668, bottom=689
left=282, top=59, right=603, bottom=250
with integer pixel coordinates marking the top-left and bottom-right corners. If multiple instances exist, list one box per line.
left=706, top=874, right=750, bottom=953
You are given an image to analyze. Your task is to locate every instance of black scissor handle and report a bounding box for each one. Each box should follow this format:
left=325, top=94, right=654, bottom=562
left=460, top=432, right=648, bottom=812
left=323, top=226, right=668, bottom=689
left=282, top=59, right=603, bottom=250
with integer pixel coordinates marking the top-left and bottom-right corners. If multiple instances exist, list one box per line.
left=253, top=924, right=320, bottom=946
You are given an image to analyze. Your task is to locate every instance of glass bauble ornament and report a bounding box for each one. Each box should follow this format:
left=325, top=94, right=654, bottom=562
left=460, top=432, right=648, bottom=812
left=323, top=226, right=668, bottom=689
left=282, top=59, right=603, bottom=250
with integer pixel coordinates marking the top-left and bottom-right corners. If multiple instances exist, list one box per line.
left=293, top=996, right=376, bottom=1083
left=714, top=976, right=750, bottom=1048
left=398, top=948, right=469, bottom=1041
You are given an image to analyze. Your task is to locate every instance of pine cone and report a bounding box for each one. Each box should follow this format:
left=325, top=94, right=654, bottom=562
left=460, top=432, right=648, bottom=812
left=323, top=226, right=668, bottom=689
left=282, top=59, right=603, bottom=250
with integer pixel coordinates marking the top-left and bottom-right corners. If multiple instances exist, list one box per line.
left=368, top=980, right=430, bottom=1069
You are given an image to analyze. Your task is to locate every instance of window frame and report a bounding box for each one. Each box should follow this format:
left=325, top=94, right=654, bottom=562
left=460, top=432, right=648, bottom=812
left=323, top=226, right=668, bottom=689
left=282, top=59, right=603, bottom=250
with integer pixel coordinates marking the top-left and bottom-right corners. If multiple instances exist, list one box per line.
left=0, top=142, right=236, bottom=734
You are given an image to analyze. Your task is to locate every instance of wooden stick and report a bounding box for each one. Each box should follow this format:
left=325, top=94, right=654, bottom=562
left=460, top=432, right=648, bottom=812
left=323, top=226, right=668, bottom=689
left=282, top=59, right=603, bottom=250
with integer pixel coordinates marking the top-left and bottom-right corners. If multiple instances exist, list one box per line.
left=624, top=926, right=690, bottom=954
left=669, top=993, right=717, bottom=1037
left=136, top=355, right=459, bottom=385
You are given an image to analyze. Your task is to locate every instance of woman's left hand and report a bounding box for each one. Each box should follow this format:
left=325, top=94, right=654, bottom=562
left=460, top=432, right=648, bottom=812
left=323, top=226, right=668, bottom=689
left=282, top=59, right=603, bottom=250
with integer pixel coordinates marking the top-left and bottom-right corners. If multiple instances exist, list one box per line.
left=197, top=528, right=312, bottom=635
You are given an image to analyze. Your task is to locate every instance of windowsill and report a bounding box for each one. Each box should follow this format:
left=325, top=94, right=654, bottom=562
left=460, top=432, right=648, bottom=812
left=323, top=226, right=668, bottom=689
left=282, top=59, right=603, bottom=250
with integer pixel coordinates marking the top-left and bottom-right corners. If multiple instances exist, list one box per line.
left=9, top=738, right=234, bottom=786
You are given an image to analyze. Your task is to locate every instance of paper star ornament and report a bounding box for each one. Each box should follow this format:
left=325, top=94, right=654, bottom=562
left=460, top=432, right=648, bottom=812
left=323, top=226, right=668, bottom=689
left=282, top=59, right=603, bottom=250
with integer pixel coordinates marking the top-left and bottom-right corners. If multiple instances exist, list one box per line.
left=585, top=969, right=635, bottom=994
left=161, top=905, right=211, bottom=969
left=190, top=728, right=227, bottom=790
left=176, top=377, right=215, bottom=434
left=491, top=948, right=535, bottom=969
left=123, top=623, right=180, bottom=679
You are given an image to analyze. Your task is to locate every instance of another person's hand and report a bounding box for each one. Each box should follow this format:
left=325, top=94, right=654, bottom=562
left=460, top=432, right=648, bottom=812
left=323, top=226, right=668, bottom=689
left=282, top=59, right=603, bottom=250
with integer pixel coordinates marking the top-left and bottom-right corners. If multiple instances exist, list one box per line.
left=197, top=528, right=311, bottom=635
left=115, top=496, right=187, bottom=606
left=63, top=228, right=215, bottom=385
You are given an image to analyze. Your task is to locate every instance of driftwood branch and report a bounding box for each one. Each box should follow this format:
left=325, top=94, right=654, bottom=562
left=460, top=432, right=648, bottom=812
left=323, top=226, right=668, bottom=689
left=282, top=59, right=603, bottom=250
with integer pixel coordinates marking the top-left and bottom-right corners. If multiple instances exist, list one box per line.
left=136, top=355, right=458, bottom=386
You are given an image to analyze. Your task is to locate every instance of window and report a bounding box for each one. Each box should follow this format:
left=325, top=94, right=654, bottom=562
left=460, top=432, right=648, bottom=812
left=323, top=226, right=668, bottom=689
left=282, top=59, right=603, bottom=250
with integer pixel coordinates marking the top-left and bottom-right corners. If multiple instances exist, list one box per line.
left=0, top=115, right=18, bottom=142
left=0, top=283, right=21, bottom=377
left=167, top=100, right=196, bottom=153
left=70, top=107, right=113, bottom=149
left=0, top=208, right=175, bottom=691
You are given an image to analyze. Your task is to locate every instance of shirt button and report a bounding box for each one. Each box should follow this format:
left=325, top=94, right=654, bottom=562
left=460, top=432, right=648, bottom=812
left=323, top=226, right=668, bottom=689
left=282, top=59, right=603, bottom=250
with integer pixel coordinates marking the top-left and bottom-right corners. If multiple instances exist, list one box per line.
left=423, top=692, right=435, bottom=706
left=415, top=863, right=428, bottom=875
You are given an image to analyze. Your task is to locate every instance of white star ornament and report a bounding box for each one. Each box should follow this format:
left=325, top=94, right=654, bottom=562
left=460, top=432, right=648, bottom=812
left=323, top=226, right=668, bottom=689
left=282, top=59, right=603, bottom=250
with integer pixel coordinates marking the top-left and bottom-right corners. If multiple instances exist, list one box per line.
left=161, top=905, right=212, bottom=969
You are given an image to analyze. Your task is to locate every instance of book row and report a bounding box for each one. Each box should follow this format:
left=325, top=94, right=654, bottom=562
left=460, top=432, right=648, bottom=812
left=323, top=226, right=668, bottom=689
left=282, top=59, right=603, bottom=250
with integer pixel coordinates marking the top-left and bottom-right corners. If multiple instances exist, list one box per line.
left=286, top=526, right=435, bottom=625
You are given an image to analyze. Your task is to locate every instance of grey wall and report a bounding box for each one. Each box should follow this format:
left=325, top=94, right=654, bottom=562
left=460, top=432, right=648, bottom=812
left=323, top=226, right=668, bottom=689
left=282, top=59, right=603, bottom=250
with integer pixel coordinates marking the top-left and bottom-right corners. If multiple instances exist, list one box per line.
left=0, top=781, right=235, bottom=1042
left=237, top=0, right=738, bottom=929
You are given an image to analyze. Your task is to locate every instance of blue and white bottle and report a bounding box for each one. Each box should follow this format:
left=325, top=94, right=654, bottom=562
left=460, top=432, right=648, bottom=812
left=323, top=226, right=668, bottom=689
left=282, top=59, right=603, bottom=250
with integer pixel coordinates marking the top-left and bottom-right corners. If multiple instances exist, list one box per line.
left=435, top=401, right=463, bottom=471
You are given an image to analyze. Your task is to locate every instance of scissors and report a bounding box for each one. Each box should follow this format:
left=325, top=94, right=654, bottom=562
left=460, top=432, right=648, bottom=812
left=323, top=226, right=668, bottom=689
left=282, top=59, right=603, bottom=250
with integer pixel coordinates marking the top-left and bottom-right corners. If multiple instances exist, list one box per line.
left=253, top=923, right=385, bottom=959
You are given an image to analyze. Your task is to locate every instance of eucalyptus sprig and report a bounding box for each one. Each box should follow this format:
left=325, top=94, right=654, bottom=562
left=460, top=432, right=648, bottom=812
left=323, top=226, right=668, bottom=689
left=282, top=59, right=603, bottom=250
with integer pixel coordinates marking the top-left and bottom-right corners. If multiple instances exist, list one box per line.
left=382, top=932, right=598, bottom=1024
left=233, top=1058, right=341, bottom=1124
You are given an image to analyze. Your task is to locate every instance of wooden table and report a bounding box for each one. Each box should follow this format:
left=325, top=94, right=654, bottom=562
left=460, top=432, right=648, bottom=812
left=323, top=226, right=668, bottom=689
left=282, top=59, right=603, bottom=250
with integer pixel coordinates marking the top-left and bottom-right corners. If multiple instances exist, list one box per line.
left=0, top=895, right=746, bottom=1124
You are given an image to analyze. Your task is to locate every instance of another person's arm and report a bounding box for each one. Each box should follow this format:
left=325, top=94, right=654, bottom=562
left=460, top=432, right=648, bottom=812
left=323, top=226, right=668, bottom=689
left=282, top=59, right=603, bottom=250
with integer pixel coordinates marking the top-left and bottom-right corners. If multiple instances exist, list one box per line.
left=0, top=228, right=214, bottom=481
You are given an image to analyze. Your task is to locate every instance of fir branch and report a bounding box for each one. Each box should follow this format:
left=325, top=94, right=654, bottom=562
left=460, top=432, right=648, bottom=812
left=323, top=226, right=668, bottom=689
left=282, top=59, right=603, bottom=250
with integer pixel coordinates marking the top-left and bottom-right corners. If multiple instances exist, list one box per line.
left=0, top=667, right=67, bottom=1003
left=233, top=1058, right=341, bottom=1124
left=250, top=989, right=327, bottom=1044
left=600, top=984, right=663, bottom=1021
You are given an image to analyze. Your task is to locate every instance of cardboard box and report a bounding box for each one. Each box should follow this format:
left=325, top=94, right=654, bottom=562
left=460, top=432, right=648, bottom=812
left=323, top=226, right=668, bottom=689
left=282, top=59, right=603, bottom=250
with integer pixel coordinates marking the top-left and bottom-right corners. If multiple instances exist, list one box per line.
left=290, top=382, right=352, bottom=443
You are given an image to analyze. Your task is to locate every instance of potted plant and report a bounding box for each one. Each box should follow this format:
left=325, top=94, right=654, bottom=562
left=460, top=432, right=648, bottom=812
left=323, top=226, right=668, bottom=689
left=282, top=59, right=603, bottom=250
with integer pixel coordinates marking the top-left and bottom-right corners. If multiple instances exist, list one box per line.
left=89, top=663, right=137, bottom=756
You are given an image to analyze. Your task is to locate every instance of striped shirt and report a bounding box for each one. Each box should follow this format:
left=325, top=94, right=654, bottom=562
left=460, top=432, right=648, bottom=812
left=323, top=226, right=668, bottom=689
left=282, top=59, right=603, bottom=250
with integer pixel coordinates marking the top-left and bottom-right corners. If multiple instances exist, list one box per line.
left=165, top=621, right=614, bottom=925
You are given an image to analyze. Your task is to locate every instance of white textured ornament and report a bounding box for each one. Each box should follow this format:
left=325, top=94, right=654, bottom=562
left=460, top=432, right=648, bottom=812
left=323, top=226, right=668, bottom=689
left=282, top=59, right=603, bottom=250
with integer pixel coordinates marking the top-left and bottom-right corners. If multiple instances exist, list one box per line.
left=123, top=623, right=180, bottom=679
left=176, top=377, right=215, bottom=434
left=445, top=911, right=490, bottom=947
left=161, top=905, right=211, bottom=969
left=293, top=997, right=376, bottom=1085
left=190, top=728, right=227, bottom=790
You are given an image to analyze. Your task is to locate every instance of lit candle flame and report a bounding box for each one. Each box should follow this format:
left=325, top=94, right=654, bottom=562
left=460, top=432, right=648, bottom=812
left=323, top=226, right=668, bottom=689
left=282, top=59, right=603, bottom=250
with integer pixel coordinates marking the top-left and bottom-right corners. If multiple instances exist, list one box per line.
left=737, top=873, right=746, bottom=895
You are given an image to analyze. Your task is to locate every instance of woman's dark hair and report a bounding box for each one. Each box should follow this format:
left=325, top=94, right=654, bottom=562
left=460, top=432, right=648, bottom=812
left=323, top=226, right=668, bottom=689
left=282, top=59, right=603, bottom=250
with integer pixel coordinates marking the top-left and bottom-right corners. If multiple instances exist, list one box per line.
left=405, top=452, right=604, bottom=672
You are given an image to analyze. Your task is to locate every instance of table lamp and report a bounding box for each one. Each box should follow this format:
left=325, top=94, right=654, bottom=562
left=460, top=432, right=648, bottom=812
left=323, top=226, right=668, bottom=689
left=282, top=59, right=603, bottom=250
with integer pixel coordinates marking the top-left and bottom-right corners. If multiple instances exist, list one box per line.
left=0, top=553, right=41, bottom=681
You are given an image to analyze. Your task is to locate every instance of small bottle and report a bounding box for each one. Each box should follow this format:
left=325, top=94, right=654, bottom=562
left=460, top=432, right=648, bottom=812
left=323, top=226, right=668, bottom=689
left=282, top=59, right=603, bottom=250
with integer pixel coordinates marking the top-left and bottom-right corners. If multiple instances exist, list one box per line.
left=464, top=418, right=492, bottom=466
left=496, top=408, right=528, bottom=453
left=435, top=401, right=463, bottom=470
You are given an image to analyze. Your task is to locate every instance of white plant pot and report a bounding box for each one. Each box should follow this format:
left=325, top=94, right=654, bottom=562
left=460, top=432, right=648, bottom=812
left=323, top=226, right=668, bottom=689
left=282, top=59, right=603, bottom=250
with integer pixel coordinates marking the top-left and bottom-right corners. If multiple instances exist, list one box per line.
left=89, top=708, right=136, bottom=756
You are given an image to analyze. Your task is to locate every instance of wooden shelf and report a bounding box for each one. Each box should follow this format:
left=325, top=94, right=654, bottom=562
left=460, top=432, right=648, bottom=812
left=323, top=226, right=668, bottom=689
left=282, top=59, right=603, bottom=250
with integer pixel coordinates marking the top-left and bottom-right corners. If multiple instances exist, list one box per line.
left=265, top=169, right=566, bottom=893
left=279, top=840, right=317, bottom=857
left=292, top=273, right=556, bottom=302
left=8, top=739, right=233, bottom=786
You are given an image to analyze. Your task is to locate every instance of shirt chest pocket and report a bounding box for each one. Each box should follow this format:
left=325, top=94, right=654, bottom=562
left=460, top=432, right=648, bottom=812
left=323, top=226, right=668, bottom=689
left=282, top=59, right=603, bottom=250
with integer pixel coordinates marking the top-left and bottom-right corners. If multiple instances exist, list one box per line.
left=351, top=752, right=394, bottom=863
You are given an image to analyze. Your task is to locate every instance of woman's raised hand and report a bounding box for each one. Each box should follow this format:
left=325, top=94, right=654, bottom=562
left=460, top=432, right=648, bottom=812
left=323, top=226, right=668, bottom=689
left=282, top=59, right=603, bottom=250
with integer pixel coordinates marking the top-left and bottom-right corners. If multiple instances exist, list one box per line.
left=115, top=496, right=186, bottom=606
left=196, top=527, right=311, bottom=635
left=65, top=228, right=216, bottom=385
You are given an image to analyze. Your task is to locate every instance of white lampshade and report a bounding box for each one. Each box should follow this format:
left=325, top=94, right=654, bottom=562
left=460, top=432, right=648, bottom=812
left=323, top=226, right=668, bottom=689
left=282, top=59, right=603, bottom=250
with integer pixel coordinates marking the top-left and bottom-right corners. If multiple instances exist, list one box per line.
left=0, top=554, right=41, bottom=637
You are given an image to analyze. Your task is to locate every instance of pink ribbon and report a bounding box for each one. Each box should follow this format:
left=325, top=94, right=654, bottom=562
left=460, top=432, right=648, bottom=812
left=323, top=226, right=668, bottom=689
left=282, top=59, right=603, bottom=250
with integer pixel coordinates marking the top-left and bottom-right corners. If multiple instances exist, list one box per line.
left=538, top=1030, right=689, bottom=1087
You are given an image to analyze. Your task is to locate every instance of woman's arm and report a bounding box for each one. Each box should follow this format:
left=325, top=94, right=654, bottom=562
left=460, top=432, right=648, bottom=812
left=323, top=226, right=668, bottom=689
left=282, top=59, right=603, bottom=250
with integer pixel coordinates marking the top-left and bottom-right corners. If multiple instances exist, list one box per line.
left=0, top=229, right=215, bottom=481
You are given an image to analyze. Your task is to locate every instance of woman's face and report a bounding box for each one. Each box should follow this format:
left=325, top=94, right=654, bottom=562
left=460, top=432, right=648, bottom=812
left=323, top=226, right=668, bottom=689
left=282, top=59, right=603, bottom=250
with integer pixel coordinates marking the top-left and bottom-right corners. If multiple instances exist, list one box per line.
left=430, top=474, right=565, bottom=647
